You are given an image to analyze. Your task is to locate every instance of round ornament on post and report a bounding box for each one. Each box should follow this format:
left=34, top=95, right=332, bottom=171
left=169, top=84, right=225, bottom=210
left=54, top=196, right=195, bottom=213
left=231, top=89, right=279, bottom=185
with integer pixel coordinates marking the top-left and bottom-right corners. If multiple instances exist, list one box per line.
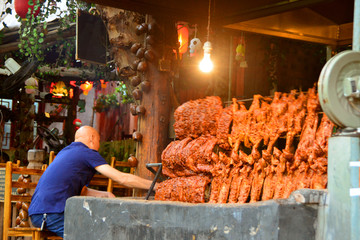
left=128, top=155, right=138, bottom=166
left=131, top=43, right=142, bottom=54
left=140, top=81, right=151, bottom=92
left=136, top=48, right=146, bottom=58
left=144, top=50, right=155, bottom=62
left=146, top=35, right=155, bottom=45
left=137, top=61, right=148, bottom=72
left=136, top=105, right=146, bottom=115
left=130, top=76, right=142, bottom=87
left=132, top=88, right=142, bottom=100
left=130, top=104, right=138, bottom=116
left=130, top=59, right=141, bottom=71
left=132, top=131, right=143, bottom=141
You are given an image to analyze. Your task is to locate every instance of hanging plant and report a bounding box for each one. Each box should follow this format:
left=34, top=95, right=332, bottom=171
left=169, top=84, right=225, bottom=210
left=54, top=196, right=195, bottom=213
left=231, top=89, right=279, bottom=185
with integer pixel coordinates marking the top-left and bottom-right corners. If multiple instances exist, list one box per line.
left=93, top=81, right=133, bottom=113
left=93, top=93, right=119, bottom=113
left=1, top=0, right=92, bottom=61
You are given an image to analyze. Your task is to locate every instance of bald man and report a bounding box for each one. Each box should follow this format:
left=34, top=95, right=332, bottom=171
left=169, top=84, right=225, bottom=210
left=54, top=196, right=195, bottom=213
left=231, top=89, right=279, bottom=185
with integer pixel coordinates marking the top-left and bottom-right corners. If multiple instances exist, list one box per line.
left=28, top=126, right=155, bottom=238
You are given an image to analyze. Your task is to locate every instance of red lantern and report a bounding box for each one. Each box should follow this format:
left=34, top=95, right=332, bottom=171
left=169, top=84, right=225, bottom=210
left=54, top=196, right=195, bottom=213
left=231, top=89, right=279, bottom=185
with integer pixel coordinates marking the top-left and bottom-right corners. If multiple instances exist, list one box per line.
left=69, top=81, right=77, bottom=87
left=15, top=0, right=41, bottom=19
left=80, top=81, right=93, bottom=95
left=177, top=23, right=189, bottom=55
left=73, top=119, right=82, bottom=130
left=100, top=79, right=107, bottom=89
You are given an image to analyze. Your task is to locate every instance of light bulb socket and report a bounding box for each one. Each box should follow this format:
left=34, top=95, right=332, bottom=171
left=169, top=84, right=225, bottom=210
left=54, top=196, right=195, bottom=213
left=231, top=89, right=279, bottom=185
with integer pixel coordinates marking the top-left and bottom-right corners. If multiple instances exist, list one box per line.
left=203, top=41, right=212, bottom=53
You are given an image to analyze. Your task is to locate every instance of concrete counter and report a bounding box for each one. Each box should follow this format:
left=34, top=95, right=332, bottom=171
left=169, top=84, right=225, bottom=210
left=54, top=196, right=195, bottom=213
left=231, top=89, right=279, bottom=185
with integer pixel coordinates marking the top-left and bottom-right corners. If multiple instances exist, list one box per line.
left=64, top=189, right=325, bottom=240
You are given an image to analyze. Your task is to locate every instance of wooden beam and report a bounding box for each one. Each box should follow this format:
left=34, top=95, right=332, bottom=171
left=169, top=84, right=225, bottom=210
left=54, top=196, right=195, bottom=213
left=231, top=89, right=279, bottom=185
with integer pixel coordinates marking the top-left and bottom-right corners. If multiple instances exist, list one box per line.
left=85, top=0, right=207, bottom=24
left=37, top=65, right=117, bottom=81
left=216, top=0, right=333, bottom=26
left=0, top=24, right=76, bottom=54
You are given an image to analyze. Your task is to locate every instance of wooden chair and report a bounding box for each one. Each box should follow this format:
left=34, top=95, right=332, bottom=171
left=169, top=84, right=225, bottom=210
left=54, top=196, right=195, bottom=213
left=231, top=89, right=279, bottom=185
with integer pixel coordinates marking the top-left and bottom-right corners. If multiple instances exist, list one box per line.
left=3, top=161, right=62, bottom=240
left=47, top=152, right=138, bottom=195
left=0, top=160, right=20, bottom=168
left=49, top=151, right=56, bottom=165
left=88, top=156, right=138, bottom=196
left=107, top=156, right=138, bottom=194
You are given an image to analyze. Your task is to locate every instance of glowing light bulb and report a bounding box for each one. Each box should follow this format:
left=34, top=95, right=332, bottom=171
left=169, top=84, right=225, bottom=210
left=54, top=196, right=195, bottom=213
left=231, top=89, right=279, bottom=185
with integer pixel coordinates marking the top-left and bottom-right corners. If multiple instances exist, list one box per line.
left=199, top=53, right=214, bottom=73
left=199, top=41, right=213, bottom=73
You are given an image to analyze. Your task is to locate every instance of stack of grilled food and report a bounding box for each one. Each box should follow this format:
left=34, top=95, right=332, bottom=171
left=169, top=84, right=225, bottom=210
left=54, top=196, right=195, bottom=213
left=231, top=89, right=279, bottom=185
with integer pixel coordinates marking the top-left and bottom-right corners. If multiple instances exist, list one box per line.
left=155, top=86, right=334, bottom=204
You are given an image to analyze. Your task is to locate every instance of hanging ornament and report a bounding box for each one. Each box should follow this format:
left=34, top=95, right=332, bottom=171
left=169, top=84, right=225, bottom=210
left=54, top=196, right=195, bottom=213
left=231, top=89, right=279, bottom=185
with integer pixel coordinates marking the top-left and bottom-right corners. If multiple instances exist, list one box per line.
left=70, top=81, right=77, bottom=87
left=189, top=24, right=202, bottom=58
left=235, top=44, right=245, bottom=61
left=235, top=33, right=248, bottom=68
left=50, top=81, right=68, bottom=98
left=80, top=81, right=93, bottom=95
left=73, top=119, right=82, bottom=130
left=69, top=88, right=74, bottom=99
left=24, top=77, right=38, bottom=94
left=100, top=79, right=107, bottom=89
left=189, top=38, right=202, bottom=58
left=177, top=23, right=189, bottom=55
left=15, top=0, right=41, bottom=19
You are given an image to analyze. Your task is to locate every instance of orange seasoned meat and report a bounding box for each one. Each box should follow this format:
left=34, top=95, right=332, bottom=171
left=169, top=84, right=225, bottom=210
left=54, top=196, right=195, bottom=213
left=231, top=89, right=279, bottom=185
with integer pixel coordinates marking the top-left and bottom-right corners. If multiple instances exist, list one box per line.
left=155, top=176, right=211, bottom=203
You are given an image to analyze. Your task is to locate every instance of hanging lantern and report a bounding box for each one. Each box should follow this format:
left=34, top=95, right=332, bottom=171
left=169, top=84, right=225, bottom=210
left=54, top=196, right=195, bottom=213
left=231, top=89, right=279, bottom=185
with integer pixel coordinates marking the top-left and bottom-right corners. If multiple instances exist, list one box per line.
left=177, top=23, right=189, bottom=55
left=69, top=88, right=74, bottom=99
left=50, top=81, right=68, bottom=98
left=236, top=34, right=248, bottom=68
left=80, top=81, right=93, bottom=95
left=189, top=38, right=202, bottom=58
left=24, top=77, right=38, bottom=94
left=73, top=119, right=82, bottom=130
left=69, top=81, right=77, bottom=87
left=100, top=79, right=107, bottom=89
left=15, top=0, right=41, bottom=19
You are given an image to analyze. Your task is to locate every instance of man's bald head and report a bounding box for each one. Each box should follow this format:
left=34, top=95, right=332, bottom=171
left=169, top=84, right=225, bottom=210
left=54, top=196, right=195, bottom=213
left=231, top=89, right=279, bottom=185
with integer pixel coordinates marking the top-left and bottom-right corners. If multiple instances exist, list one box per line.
left=74, top=126, right=100, bottom=151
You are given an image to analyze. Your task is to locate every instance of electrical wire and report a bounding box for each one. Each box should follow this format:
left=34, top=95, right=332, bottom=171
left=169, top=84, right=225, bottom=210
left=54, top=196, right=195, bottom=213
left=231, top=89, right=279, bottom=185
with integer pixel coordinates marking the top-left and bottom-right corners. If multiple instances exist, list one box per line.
left=206, top=0, right=211, bottom=41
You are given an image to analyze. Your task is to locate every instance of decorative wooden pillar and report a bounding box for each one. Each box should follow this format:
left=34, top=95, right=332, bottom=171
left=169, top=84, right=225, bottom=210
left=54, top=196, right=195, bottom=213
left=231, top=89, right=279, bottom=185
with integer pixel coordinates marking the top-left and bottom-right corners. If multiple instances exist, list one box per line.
left=99, top=7, right=173, bottom=196
left=135, top=19, right=171, bottom=192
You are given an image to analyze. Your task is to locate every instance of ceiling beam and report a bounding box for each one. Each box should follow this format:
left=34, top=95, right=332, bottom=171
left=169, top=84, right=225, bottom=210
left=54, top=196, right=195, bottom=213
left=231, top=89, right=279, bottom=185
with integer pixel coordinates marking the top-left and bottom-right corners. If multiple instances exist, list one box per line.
left=216, top=0, right=335, bottom=26
left=85, top=0, right=207, bottom=24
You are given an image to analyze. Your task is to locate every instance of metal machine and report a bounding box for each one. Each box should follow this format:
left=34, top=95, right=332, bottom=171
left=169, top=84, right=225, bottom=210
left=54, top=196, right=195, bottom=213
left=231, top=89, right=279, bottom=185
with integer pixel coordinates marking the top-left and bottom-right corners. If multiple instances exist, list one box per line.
left=318, top=10, right=360, bottom=238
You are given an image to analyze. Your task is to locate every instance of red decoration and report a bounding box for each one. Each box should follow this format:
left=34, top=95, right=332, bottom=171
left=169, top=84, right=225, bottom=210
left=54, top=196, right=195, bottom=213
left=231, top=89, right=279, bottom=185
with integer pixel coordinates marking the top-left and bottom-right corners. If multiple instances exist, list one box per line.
left=69, top=81, right=77, bottom=87
left=80, top=81, right=93, bottom=95
left=100, top=79, right=107, bottom=89
left=50, top=81, right=68, bottom=98
left=177, top=23, right=189, bottom=55
left=73, top=119, right=82, bottom=130
left=15, top=0, right=41, bottom=19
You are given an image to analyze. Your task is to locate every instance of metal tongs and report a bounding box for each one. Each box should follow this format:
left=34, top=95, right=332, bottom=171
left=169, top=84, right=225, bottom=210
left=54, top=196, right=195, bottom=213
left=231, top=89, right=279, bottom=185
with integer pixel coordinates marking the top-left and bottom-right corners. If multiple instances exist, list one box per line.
left=145, top=163, right=162, bottom=200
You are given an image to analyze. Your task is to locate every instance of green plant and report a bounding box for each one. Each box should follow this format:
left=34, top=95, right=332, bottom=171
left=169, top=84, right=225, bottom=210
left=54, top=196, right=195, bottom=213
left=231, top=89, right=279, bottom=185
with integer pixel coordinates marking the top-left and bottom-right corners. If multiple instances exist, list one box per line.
left=116, top=82, right=133, bottom=104
left=1, top=0, right=92, bottom=61
left=93, top=93, right=119, bottom=112
left=93, top=81, right=133, bottom=112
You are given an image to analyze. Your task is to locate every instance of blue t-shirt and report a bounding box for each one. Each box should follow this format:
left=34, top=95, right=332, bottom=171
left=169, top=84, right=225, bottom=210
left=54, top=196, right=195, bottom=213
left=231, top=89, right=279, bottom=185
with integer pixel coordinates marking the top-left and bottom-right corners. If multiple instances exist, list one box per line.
left=28, top=142, right=107, bottom=215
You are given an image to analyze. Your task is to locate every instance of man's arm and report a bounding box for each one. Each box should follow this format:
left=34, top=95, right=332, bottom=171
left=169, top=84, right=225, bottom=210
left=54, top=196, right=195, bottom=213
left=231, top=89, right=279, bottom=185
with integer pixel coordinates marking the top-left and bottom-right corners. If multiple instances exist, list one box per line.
left=80, top=186, right=115, bottom=198
left=95, top=164, right=156, bottom=190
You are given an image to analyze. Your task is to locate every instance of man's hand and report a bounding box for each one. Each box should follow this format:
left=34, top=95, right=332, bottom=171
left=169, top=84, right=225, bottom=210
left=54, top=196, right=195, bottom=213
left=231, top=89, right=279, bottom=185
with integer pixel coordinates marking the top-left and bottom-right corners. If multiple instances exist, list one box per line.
left=105, top=192, right=116, bottom=198
left=81, top=186, right=116, bottom=198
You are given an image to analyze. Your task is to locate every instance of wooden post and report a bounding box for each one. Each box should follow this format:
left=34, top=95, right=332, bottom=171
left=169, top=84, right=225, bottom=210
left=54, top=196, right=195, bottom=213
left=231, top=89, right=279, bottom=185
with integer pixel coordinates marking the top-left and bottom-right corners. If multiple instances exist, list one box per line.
left=99, top=6, right=173, bottom=196
left=135, top=18, right=171, bottom=194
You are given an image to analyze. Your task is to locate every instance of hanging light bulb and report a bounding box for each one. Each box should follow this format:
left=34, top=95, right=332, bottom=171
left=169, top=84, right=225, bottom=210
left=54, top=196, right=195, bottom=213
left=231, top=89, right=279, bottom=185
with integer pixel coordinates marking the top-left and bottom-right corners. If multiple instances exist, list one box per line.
left=199, top=41, right=213, bottom=73
left=199, top=0, right=214, bottom=73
